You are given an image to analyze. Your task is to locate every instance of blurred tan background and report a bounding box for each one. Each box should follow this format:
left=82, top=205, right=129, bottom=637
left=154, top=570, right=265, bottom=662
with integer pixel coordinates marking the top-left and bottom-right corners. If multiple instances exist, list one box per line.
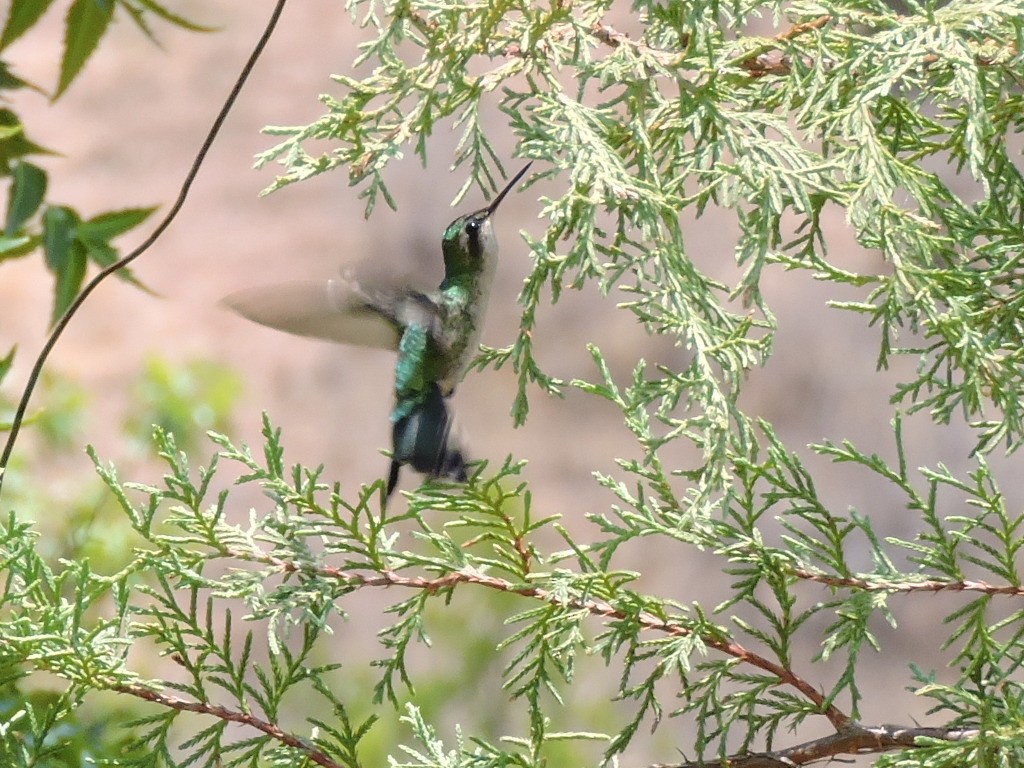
left=1, top=1, right=1015, bottom=763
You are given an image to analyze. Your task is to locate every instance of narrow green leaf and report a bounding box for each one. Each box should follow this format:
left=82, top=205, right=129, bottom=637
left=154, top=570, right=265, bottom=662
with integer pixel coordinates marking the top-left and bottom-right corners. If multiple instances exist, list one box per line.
left=0, top=109, right=56, bottom=171
left=5, top=160, right=47, bottom=235
left=72, top=214, right=155, bottom=294
left=51, top=240, right=88, bottom=326
left=80, top=238, right=150, bottom=293
left=43, top=204, right=79, bottom=271
left=82, top=239, right=117, bottom=267
left=73, top=206, right=156, bottom=293
left=119, top=3, right=156, bottom=44
left=0, top=0, right=58, bottom=51
left=0, top=61, right=46, bottom=94
left=133, top=0, right=217, bottom=33
left=0, top=346, right=14, bottom=383
left=77, top=206, right=156, bottom=244
left=55, top=0, right=115, bottom=100
left=0, top=233, right=35, bottom=261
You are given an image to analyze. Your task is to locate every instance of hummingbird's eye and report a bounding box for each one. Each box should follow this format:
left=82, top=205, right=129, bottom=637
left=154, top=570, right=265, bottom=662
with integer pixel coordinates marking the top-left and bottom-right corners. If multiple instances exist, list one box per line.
left=465, top=220, right=480, bottom=235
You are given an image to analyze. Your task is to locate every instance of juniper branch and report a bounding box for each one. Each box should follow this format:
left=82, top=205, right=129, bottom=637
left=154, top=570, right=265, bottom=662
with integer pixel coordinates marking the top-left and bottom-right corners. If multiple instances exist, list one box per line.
left=114, top=682, right=346, bottom=768
left=793, top=569, right=1024, bottom=597
left=655, top=722, right=980, bottom=768
left=225, top=547, right=851, bottom=729
left=737, top=13, right=1016, bottom=76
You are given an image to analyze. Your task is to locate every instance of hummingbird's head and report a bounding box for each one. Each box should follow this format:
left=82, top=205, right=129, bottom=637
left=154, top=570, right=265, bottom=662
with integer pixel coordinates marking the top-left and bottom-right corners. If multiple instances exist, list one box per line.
left=441, top=163, right=531, bottom=279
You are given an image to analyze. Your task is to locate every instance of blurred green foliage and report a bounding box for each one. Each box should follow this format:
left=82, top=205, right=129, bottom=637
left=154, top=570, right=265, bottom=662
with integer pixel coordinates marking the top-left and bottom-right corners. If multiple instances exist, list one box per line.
left=126, top=357, right=242, bottom=453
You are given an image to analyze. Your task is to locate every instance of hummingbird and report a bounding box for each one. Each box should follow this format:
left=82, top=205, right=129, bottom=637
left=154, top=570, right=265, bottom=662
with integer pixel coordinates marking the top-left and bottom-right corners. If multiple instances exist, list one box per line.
left=223, top=162, right=532, bottom=500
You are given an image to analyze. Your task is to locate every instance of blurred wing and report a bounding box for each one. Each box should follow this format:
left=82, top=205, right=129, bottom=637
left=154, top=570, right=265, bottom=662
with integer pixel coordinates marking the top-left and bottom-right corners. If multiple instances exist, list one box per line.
left=222, top=279, right=438, bottom=351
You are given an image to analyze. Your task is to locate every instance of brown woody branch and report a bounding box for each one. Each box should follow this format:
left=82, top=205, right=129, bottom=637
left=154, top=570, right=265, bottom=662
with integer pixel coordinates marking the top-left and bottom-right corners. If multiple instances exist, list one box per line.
left=589, top=12, right=1015, bottom=78
left=114, top=682, right=346, bottom=768
left=654, top=722, right=979, bottom=768
left=504, top=14, right=829, bottom=76
left=740, top=15, right=831, bottom=76
left=229, top=547, right=850, bottom=730
left=112, top=549, right=993, bottom=767
left=793, top=569, right=1024, bottom=597
left=588, top=22, right=682, bottom=67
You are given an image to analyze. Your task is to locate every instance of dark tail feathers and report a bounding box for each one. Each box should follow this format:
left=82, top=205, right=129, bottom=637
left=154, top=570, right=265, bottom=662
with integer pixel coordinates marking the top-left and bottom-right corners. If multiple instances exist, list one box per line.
left=387, top=384, right=468, bottom=499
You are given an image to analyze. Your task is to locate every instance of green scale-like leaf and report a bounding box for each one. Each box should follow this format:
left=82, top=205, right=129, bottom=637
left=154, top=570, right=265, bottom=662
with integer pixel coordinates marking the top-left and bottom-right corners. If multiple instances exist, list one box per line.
left=56, top=0, right=115, bottom=100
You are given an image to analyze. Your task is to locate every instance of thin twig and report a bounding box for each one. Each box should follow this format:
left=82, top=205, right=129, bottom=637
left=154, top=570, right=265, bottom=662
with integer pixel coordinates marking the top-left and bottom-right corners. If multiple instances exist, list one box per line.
left=738, top=13, right=1017, bottom=76
left=229, top=547, right=851, bottom=729
left=653, top=722, right=979, bottom=768
left=115, top=682, right=346, bottom=768
left=588, top=22, right=682, bottom=66
left=0, top=0, right=290, bottom=498
left=794, top=568, right=1024, bottom=597
left=740, top=15, right=831, bottom=77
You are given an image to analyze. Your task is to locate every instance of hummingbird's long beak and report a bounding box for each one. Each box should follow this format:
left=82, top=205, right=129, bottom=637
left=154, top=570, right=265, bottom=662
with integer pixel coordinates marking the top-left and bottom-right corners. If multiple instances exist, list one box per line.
left=485, top=162, right=533, bottom=216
